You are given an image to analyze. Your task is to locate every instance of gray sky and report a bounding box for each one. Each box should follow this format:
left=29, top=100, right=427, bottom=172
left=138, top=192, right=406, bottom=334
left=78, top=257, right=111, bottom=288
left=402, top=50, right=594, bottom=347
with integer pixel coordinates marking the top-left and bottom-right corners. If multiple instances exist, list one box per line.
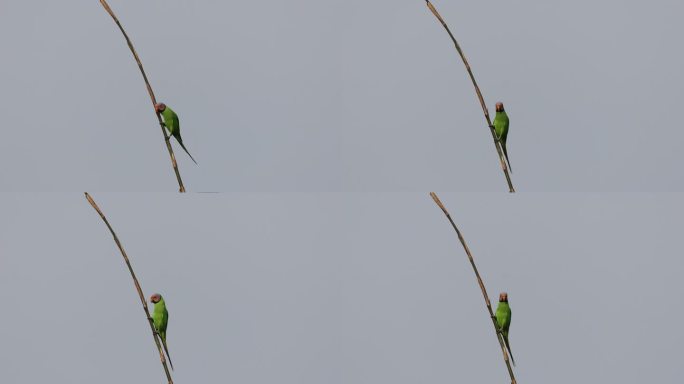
left=1, top=1, right=683, bottom=191
left=1, top=1, right=682, bottom=383
left=0, top=193, right=680, bottom=383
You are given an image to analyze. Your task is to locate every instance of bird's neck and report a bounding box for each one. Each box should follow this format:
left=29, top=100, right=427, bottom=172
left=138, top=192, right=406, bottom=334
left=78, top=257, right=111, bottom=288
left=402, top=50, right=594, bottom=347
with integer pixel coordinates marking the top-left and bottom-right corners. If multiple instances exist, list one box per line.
left=153, top=300, right=166, bottom=313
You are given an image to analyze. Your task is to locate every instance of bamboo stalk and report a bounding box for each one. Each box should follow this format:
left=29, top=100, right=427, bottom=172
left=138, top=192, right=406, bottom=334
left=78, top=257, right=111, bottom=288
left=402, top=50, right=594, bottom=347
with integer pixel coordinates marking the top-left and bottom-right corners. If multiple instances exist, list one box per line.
left=99, top=0, right=186, bottom=193
left=430, top=192, right=517, bottom=383
left=425, top=1, right=515, bottom=193
left=85, top=193, right=174, bottom=383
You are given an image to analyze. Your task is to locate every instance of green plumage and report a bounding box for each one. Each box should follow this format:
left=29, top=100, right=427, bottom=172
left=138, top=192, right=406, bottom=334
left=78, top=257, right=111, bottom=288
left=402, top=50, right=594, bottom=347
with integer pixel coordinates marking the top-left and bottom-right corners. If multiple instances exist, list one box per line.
left=159, top=105, right=198, bottom=165
left=151, top=294, right=174, bottom=370
left=495, top=297, right=515, bottom=366
left=493, top=105, right=512, bottom=173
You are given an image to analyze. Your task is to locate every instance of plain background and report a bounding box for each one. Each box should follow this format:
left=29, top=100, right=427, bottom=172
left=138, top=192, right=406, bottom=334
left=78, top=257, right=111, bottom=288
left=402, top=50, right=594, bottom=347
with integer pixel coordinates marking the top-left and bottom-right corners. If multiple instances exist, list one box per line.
left=1, top=1, right=683, bottom=191
left=0, top=193, right=680, bottom=383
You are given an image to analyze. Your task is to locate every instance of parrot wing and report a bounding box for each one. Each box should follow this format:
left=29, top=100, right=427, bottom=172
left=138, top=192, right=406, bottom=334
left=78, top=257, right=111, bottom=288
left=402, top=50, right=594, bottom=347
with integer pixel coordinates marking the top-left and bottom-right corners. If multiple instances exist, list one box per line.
left=495, top=114, right=512, bottom=173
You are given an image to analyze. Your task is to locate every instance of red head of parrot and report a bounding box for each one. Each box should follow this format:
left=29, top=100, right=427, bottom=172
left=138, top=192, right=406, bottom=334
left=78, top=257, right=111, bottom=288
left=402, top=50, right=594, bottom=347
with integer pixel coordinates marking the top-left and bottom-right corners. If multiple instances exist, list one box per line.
left=499, top=292, right=508, bottom=302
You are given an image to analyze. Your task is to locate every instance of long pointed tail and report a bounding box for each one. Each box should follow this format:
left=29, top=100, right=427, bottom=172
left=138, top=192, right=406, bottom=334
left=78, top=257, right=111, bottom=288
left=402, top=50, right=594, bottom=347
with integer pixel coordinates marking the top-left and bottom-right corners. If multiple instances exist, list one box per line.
left=175, top=137, right=198, bottom=165
left=503, top=335, right=515, bottom=367
left=501, top=143, right=513, bottom=173
left=161, top=338, right=174, bottom=370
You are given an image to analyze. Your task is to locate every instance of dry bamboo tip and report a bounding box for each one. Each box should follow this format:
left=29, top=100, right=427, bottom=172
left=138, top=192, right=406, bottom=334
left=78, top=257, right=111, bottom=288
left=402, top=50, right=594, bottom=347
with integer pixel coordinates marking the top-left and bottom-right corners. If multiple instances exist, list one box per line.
left=430, top=192, right=449, bottom=215
left=425, top=1, right=444, bottom=24
left=84, top=193, right=101, bottom=214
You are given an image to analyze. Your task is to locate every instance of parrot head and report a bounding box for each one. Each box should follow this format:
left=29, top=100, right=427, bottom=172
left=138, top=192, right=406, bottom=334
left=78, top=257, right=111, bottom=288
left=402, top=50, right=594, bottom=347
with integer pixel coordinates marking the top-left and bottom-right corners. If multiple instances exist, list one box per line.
left=499, top=292, right=508, bottom=302
left=150, top=293, right=162, bottom=304
left=495, top=102, right=505, bottom=112
left=154, top=103, right=167, bottom=113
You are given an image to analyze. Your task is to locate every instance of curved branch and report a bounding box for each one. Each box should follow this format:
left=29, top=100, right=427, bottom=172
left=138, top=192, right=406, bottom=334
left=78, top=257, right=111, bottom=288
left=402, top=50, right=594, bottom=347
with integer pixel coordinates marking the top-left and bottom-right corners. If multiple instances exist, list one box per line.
left=99, top=0, right=186, bottom=192
left=426, top=1, right=515, bottom=193
left=430, top=192, right=517, bottom=383
left=85, top=193, right=174, bottom=383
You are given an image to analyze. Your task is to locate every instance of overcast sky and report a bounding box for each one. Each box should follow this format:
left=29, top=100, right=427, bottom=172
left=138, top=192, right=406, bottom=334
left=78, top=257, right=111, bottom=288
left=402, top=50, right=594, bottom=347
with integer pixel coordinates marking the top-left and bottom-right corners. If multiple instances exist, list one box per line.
left=1, top=1, right=682, bottom=383
left=0, top=193, right=680, bottom=383
left=1, top=0, right=683, bottom=191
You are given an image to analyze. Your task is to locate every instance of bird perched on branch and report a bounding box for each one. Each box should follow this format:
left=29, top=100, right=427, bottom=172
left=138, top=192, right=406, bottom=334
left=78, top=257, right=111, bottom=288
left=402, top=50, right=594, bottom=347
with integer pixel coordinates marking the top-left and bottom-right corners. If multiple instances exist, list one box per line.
left=150, top=293, right=174, bottom=370
left=495, top=291, right=515, bottom=366
left=492, top=102, right=512, bottom=173
left=155, top=102, right=198, bottom=164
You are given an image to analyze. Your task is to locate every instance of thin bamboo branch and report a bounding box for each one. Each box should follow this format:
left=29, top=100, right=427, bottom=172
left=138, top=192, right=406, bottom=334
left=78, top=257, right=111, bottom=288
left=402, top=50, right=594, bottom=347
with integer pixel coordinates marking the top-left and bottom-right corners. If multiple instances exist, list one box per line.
left=85, top=192, right=174, bottom=384
left=99, top=0, right=186, bottom=193
left=430, top=192, right=517, bottom=384
left=425, top=1, right=515, bottom=193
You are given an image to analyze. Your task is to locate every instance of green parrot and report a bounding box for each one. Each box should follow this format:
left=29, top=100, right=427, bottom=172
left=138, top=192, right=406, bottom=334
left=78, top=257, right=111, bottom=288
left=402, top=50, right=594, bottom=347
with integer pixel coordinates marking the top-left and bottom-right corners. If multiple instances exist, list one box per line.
left=492, top=102, right=512, bottom=173
left=150, top=293, right=174, bottom=370
left=155, top=103, right=198, bottom=164
left=495, top=292, right=515, bottom=366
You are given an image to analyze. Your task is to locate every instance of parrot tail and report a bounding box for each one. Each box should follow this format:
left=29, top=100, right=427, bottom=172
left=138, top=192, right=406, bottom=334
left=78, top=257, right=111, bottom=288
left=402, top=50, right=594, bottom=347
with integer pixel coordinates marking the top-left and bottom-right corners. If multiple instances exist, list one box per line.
left=503, top=335, right=515, bottom=367
left=161, top=338, right=174, bottom=370
left=501, top=143, right=513, bottom=173
left=176, top=138, right=198, bottom=165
